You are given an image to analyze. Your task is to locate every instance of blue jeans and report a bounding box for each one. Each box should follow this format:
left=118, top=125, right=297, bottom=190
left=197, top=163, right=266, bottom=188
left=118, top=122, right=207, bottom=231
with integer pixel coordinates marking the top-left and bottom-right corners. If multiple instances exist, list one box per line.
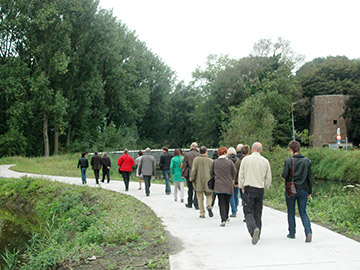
left=230, top=186, right=239, bottom=215
left=81, top=168, right=87, bottom=184
left=162, top=170, right=171, bottom=193
left=286, top=189, right=312, bottom=237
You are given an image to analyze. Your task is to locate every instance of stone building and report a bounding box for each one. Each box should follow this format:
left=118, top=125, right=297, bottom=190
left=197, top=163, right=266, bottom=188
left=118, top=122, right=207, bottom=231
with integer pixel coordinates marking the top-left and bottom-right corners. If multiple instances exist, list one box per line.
left=310, top=95, right=350, bottom=147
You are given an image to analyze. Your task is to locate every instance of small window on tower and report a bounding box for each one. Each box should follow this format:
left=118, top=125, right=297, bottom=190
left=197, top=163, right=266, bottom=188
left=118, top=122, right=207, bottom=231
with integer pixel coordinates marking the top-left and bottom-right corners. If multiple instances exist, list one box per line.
left=333, top=120, right=338, bottom=125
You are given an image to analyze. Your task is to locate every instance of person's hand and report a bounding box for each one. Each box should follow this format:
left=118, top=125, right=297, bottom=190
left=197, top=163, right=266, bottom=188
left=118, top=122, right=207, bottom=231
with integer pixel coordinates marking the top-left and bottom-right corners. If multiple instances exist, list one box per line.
left=308, top=194, right=312, bottom=198
left=242, top=188, right=245, bottom=193
left=107, top=166, right=110, bottom=169
left=234, top=184, right=238, bottom=188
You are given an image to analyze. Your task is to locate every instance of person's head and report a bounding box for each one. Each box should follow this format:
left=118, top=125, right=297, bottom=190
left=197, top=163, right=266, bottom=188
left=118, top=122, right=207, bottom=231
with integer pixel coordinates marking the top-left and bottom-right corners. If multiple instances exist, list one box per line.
left=174, top=148, right=181, bottom=156
left=212, top=150, right=218, bottom=157
left=190, top=142, right=198, bottom=149
left=199, top=146, right=207, bottom=155
left=162, top=146, right=168, bottom=153
left=145, top=147, right=151, bottom=153
left=227, top=147, right=236, bottom=156
left=242, top=145, right=250, bottom=156
left=102, top=152, right=107, bottom=157
left=218, top=147, right=227, bottom=156
left=251, top=142, right=263, bottom=153
left=124, top=148, right=129, bottom=154
left=94, top=152, right=98, bottom=155
left=289, top=140, right=301, bottom=155
left=81, top=152, right=86, bottom=157
left=236, top=144, right=243, bottom=152
left=138, top=150, right=143, bottom=156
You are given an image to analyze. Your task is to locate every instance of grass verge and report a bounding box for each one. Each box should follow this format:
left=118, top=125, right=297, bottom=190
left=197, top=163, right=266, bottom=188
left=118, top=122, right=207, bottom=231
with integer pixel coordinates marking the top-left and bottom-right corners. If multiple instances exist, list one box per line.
left=0, top=177, right=169, bottom=269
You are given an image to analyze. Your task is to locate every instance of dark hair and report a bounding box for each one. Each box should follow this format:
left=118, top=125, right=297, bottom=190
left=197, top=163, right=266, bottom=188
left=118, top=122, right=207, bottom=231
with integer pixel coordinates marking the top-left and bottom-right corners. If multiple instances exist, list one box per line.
left=289, top=140, right=300, bottom=153
left=82, top=152, right=86, bottom=157
left=218, top=147, right=227, bottom=156
left=200, top=146, right=207, bottom=154
left=242, top=145, right=250, bottom=155
left=174, top=148, right=181, bottom=156
left=138, top=150, right=143, bottom=156
left=94, top=152, right=98, bottom=155
left=162, top=146, right=168, bottom=152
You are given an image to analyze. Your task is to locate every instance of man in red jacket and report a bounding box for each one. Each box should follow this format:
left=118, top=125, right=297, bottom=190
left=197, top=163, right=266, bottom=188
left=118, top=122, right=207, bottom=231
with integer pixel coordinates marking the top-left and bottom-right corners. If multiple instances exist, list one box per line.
left=118, top=149, right=135, bottom=191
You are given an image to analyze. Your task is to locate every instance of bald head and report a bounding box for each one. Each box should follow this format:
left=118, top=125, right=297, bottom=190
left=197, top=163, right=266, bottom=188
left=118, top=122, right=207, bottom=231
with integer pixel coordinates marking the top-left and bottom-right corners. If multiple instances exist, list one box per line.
left=236, top=144, right=243, bottom=151
left=252, top=142, right=263, bottom=153
left=190, top=142, right=198, bottom=149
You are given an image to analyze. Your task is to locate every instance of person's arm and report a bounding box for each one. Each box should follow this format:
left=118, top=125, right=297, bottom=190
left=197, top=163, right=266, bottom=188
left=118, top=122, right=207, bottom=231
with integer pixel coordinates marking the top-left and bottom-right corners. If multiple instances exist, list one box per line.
left=85, top=159, right=89, bottom=168
left=138, top=158, right=143, bottom=175
left=181, top=154, right=188, bottom=177
left=77, top=160, right=80, bottom=169
left=190, top=159, right=197, bottom=182
left=307, top=160, right=313, bottom=197
left=170, top=158, right=174, bottom=175
left=108, top=157, right=111, bottom=168
left=264, top=161, right=272, bottom=189
left=152, top=157, right=156, bottom=177
left=239, top=161, right=245, bottom=189
left=281, top=159, right=290, bottom=180
left=159, top=155, right=163, bottom=170
left=91, top=158, right=94, bottom=168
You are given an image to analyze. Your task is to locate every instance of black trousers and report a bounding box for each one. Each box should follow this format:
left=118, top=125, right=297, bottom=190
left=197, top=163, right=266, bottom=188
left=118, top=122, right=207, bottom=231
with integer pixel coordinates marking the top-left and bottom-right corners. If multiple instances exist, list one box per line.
left=143, top=175, right=152, bottom=196
left=218, top=194, right=231, bottom=222
left=102, top=167, right=110, bottom=183
left=243, top=186, right=264, bottom=236
left=93, top=169, right=100, bottom=184
left=121, top=171, right=131, bottom=190
left=186, top=178, right=198, bottom=208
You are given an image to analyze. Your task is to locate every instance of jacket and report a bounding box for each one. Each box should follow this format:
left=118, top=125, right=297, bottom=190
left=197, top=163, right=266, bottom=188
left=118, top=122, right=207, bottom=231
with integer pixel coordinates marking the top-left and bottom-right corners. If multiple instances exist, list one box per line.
left=190, top=154, right=213, bottom=192
left=170, top=155, right=184, bottom=182
left=117, top=153, right=135, bottom=172
left=77, top=157, right=89, bottom=169
left=210, top=157, right=236, bottom=194
left=102, top=155, right=111, bottom=168
left=90, top=154, right=102, bottom=170
left=159, top=152, right=172, bottom=170
left=139, top=152, right=156, bottom=176
left=181, top=149, right=200, bottom=179
left=281, top=154, right=313, bottom=194
left=234, top=155, right=246, bottom=185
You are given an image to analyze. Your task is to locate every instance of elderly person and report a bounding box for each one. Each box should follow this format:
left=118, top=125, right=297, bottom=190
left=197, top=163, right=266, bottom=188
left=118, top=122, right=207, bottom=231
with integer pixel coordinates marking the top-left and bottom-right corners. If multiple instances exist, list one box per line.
left=239, top=142, right=272, bottom=245
left=138, top=148, right=156, bottom=196
left=227, top=147, right=239, bottom=218
left=236, top=144, right=243, bottom=159
left=210, top=147, right=237, bottom=227
left=118, top=149, right=135, bottom=191
left=191, top=146, right=214, bottom=218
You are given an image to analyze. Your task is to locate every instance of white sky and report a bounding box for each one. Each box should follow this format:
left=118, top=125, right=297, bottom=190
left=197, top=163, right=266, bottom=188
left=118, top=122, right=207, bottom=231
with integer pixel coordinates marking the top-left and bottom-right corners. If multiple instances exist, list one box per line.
left=99, top=0, right=360, bottom=83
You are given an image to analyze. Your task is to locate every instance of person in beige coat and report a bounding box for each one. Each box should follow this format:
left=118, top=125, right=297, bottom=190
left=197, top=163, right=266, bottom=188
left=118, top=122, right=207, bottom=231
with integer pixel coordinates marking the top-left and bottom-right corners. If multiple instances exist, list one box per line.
left=191, top=146, right=214, bottom=218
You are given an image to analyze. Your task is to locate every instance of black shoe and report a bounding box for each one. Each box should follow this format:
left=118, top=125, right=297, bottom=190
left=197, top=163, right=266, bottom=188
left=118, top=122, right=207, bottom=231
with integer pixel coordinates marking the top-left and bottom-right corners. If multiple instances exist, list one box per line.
left=125, top=188, right=128, bottom=191
left=185, top=204, right=192, bottom=208
left=287, top=234, right=295, bottom=239
left=194, top=206, right=199, bottom=210
left=166, top=192, right=171, bottom=195
left=305, top=234, right=312, bottom=243
left=252, top=228, right=260, bottom=245
left=101, top=180, right=104, bottom=183
left=207, top=208, right=214, bottom=217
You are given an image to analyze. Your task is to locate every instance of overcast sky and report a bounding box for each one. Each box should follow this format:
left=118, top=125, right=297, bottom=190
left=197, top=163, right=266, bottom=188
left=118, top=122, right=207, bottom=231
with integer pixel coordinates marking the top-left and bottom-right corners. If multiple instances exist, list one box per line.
left=99, top=0, right=360, bottom=83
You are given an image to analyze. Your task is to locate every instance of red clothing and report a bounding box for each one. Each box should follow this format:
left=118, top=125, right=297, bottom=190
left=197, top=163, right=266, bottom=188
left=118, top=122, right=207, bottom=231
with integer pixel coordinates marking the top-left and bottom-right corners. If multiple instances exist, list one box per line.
left=117, top=153, right=135, bottom=172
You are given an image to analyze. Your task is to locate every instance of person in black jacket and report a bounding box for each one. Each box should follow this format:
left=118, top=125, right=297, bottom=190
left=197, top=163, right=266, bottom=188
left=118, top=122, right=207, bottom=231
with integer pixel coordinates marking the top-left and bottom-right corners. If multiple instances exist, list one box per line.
left=91, top=152, right=102, bottom=184
left=159, top=147, right=173, bottom=195
left=77, top=153, right=89, bottom=185
left=282, top=140, right=313, bottom=243
left=101, top=152, right=111, bottom=183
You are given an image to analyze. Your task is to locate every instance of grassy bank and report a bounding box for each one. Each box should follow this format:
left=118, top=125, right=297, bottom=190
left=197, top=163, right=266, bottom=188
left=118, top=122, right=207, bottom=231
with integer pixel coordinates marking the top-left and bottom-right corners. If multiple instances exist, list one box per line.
left=264, top=147, right=360, bottom=240
left=0, top=177, right=169, bottom=269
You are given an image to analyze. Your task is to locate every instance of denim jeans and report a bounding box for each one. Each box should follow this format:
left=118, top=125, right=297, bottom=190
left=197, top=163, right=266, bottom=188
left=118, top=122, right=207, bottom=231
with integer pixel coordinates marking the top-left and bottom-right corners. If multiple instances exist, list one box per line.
left=286, top=189, right=312, bottom=237
left=230, top=186, right=239, bottom=215
left=162, top=170, right=171, bottom=193
left=143, top=175, right=152, bottom=196
left=81, top=168, right=87, bottom=184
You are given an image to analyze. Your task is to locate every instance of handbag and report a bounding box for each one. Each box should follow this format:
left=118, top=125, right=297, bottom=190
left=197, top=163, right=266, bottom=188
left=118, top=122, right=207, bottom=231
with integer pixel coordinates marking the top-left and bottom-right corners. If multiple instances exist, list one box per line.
left=208, top=176, right=215, bottom=190
left=285, top=157, right=297, bottom=198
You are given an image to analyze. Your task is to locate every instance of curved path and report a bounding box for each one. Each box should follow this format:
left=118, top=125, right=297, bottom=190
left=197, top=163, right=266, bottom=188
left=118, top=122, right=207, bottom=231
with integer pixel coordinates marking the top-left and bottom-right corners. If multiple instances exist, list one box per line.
left=1, top=165, right=359, bottom=270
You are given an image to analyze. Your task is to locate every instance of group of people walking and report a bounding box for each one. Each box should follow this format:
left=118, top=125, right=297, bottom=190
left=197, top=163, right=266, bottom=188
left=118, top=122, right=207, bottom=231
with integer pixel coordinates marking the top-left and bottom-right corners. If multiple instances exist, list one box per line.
left=78, top=139, right=313, bottom=245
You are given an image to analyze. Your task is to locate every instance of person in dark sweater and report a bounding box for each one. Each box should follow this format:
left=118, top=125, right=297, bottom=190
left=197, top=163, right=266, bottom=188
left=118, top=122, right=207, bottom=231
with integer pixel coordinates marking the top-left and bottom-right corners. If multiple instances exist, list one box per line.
left=282, top=140, right=313, bottom=243
left=101, top=152, right=111, bottom=183
left=77, top=153, right=89, bottom=185
left=90, top=152, right=102, bottom=184
left=159, top=146, right=173, bottom=195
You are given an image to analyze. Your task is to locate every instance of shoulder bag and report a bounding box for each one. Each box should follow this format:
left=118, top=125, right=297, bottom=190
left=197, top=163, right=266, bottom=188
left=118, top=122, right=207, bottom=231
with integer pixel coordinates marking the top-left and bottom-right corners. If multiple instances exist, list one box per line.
left=285, top=157, right=297, bottom=198
left=208, top=160, right=216, bottom=190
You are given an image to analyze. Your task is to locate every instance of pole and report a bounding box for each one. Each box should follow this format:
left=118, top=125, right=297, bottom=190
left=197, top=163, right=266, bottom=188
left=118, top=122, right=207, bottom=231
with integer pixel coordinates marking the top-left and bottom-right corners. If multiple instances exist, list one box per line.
left=291, top=104, right=295, bottom=141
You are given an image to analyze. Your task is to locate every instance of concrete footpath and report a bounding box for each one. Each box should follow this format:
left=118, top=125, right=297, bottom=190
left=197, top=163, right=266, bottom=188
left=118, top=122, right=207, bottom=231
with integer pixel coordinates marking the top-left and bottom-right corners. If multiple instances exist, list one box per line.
left=1, top=164, right=359, bottom=270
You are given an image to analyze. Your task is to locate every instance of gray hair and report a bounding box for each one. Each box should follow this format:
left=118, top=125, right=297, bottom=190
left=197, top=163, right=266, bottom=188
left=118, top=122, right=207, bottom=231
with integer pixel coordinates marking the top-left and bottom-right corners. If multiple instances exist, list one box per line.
left=145, top=147, right=151, bottom=152
left=124, top=148, right=129, bottom=153
left=227, top=147, right=236, bottom=156
left=199, top=146, right=207, bottom=154
left=236, top=144, right=243, bottom=151
left=252, top=142, right=263, bottom=152
left=190, top=142, right=198, bottom=149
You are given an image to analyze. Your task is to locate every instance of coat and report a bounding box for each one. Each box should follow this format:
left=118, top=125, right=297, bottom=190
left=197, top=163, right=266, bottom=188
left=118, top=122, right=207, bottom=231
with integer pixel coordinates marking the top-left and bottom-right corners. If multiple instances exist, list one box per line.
left=77, top=157, right=89, bottom=169
left=102, top=155, right=111, bottom=168
left=181, top=149, right=200, bottom=179
left=138, top=152, right=156, bottom=176
left=90, top=154, right=102, bottom=170
left=159, top=152, right=172, bottom=171
left=117, top=153, right=135, bottom=172
left=190, top=154, right=213, bottom=192
left=170, top=155, right=184, bottom=182
left=210, top=157, right=236, bottom=194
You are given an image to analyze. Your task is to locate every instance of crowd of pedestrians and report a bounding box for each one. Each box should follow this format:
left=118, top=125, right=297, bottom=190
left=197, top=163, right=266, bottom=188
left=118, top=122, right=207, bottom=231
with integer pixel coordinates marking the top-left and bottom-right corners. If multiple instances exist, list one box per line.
left=77, top=140, right=313, bottom=245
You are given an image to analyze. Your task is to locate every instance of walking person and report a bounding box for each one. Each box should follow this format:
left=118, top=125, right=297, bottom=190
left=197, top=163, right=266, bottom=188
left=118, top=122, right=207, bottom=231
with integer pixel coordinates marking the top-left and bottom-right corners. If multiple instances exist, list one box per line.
left=239, top=142, right=272, bottom=245
left=236, top=144, right=243, bottom=159
left=118, top=149, right=135, bottom=191
left=235, top=145, right=250, bottom=222
left=138, top=148, right=156, bottom=196
left=227, top=147, right=239, bottom=218
left=170, top=149, right=185, bottom=202
left=191, top=146, right=214, bottom=218
left=77, top=153, right=89, bottom=185
left=135, top=150, right=144, bottom=190
left=90, top=152, right=102, bottom=184
left=182, top=142, right=200, bottom=209
left=210, top=147, right=237, bottom=227
left=282, top=140, right=313, bottom=243
left=101, top=152, right=111, bottom=183
left=159, top=146, right=173, bottom=195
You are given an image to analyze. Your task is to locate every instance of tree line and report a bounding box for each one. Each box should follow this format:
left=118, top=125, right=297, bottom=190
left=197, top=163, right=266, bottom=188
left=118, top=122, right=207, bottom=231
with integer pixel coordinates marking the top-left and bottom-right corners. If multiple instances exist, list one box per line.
left=1, top=0, right=360, bottom=157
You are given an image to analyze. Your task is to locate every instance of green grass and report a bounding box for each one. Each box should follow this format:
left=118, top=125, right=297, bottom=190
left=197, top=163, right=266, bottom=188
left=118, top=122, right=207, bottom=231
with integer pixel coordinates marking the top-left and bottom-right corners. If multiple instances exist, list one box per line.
left=0, top=177, right=170, bottom=269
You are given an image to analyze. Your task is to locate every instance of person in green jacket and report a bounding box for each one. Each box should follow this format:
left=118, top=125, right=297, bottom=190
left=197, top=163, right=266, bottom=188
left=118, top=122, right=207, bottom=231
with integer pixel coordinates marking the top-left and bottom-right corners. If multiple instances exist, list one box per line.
left=171, top=148, right=186, bottom=203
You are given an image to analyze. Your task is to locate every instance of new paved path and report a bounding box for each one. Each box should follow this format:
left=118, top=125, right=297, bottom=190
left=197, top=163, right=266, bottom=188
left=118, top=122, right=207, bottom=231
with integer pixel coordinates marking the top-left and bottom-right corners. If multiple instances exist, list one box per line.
left=1, top=165, right=359, bottom=269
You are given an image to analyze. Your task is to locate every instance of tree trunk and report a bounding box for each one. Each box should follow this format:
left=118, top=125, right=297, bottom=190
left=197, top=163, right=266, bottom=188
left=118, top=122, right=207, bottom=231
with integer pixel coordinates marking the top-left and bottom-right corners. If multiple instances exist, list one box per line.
left=54, top=125, right=59, bottom=155
left=43, top=112, right=50, bottom=157
left=67, top=126, right=71, bottom=152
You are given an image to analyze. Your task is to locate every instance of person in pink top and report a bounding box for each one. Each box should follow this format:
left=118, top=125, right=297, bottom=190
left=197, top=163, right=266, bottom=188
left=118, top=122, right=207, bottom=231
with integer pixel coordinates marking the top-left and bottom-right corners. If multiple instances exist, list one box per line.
left=117, top=149, right=135, bottom=191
